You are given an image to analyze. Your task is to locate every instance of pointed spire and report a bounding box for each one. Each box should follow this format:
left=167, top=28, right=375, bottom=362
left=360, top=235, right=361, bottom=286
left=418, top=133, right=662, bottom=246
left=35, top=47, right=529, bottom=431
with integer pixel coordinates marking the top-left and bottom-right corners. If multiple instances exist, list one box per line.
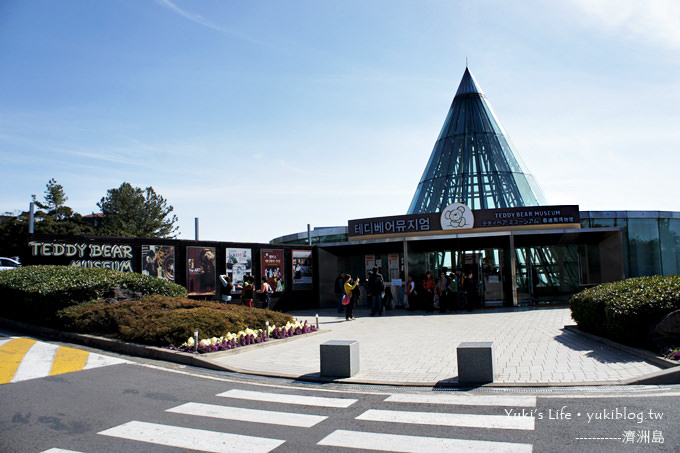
left=408, top=68, right=545, bottom=213
left=454, top=67, right=484, bottom=98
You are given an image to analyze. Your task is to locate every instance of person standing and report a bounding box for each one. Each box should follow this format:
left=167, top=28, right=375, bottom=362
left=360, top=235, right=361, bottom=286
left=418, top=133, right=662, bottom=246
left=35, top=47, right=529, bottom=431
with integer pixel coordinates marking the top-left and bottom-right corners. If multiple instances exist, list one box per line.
left=344, top=274, right=360, bottom=321
left=255, top=276, right=272, bottom=309
left=334, top=272, right=346, bottom=313
left=368, top=266, right=385, bottom=316
left=220, top=275, right=233, bottom=303
left=437, top=271, right=448, bottom=313
left=236, top=275, right=254, bottom=308
left=464, top=272, right=476, bottom=310
left=404, top=274, right=415, bottom=310
left=422, top=271, right=435, bottom=313
left=447, top=272, right=458, bottom=311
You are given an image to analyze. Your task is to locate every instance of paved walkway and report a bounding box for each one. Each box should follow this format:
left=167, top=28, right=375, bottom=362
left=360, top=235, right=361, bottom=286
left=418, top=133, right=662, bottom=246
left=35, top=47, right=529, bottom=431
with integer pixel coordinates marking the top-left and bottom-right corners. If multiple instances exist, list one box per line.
left=206, top=306, right=669, bottom=386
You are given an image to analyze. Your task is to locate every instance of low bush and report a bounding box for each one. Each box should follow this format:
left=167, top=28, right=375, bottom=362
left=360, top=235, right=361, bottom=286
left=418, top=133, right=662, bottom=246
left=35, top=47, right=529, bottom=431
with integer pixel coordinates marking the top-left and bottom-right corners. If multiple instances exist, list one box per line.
left=0, top=265, right=187, bottom=326
left=58, top=295, right=295, bottom=346
left=0, top=265, right=309, bottom=350
left=570, top=276, right=680, bottom=348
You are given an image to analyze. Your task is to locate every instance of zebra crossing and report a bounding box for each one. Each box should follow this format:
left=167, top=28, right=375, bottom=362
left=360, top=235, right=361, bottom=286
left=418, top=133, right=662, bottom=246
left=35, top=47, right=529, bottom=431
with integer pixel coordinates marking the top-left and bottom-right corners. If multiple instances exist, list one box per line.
left=44, top=387, right=537, bottom=452
left=0, top=336, right=129, bottom=385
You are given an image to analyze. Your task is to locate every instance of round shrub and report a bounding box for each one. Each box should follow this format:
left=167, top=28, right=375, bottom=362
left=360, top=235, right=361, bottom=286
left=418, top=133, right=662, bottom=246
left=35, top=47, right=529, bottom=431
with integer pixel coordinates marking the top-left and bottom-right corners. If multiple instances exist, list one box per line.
left=570, top=276, right=680, bottom=348
left=569, top=286, right=608, bottom=336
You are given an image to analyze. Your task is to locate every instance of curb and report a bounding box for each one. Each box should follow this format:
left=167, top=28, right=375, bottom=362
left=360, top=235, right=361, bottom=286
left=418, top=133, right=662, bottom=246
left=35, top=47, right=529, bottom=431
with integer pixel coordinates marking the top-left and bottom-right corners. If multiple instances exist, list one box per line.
left=563, top=325, right=678, bottom=369
left=0, top=317, right=323, bottom=374
left=563, top=325, right=680, bottom=385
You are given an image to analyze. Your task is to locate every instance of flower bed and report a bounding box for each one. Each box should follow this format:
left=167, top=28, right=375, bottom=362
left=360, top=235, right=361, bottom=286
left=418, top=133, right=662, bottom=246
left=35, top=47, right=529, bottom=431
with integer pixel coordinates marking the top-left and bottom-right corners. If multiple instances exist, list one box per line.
left=663, top=347, right=680, bottom=361
left=168, top=319, right=317, bottom=354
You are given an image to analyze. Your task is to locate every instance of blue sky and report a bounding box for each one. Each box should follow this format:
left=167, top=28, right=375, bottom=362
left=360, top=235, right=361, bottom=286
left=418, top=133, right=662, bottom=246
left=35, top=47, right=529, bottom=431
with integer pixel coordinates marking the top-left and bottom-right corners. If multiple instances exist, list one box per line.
left=1, top=0, right=679, bottom=243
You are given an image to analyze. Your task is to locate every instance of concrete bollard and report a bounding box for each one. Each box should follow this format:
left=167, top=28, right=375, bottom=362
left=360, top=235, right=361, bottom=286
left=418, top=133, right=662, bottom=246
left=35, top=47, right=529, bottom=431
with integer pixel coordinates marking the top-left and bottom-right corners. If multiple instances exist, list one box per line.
left=457, top=341, right=494, bottom=384
left=320, top=340, right=359, bottom=378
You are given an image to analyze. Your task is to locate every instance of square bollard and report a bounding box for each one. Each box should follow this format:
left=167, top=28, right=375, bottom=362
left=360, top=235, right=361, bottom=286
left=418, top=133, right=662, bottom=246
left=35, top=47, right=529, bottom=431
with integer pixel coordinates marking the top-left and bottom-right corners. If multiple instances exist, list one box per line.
left=457, top=341, right=493, bottom=384
left=320, top=340, right=359, bottom=378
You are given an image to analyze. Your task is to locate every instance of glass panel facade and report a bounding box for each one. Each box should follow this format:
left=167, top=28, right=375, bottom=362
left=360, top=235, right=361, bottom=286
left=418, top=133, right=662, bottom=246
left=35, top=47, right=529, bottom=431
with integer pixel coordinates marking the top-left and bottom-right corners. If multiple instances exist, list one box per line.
left=659, top=218, right=680, bottom=275
left=408, top=68, right=545, bottom=214
left=627, top=218, right=661, bottom=277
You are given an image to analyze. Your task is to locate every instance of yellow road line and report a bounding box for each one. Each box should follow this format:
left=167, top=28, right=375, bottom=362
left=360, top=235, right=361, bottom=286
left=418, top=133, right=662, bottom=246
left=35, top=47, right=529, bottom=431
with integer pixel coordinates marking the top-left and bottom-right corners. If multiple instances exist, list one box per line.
left=50, top=345, right=90, bottom=376
left=0, top=338, right=37, bottom=384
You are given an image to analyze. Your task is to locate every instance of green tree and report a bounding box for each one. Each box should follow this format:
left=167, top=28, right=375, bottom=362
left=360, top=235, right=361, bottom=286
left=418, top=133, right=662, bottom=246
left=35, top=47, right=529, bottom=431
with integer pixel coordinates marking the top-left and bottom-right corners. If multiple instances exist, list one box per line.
left=29, top=178, right=93, bottom=235
left=32, top=178, right=72, bottom=221
left=97, top=182, right=179, bottom=238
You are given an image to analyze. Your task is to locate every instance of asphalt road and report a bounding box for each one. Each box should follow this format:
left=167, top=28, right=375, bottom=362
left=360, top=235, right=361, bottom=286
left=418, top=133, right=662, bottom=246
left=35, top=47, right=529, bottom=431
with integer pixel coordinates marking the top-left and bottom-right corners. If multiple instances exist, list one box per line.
left=1, top=336, right=679, bottom=452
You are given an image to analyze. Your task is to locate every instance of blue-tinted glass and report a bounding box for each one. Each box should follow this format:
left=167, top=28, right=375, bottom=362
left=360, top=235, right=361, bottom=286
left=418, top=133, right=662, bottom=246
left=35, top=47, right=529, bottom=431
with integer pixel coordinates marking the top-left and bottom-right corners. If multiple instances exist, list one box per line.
left=659, top=218, right=680, bottom=275
left=590, top=218, right=616, bottom=228
left=627, top=219, right=661, bottom=277
left=408, top=68, right=545, bottom=214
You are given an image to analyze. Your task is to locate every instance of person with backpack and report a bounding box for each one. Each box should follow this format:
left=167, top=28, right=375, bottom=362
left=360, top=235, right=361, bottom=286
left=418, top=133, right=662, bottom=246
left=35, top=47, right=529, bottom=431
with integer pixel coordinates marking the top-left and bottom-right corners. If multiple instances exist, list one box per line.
left=368, top=266, right=385, bottom=316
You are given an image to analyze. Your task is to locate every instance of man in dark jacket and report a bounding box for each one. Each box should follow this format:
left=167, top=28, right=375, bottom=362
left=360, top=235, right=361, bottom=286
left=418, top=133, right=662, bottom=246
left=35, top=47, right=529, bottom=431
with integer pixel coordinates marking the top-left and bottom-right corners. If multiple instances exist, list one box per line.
left=334, top=272, right=346, bottom=313
left=368, top=266, right=385, bottom=316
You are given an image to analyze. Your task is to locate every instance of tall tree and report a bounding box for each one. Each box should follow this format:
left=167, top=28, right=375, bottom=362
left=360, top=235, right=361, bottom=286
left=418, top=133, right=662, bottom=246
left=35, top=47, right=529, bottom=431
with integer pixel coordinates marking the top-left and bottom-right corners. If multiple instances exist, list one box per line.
left=30, top=178, right=93, bottom=235
left=32, top=178, right=72, bottom=221
left=97, top=182, right=179, bottom=238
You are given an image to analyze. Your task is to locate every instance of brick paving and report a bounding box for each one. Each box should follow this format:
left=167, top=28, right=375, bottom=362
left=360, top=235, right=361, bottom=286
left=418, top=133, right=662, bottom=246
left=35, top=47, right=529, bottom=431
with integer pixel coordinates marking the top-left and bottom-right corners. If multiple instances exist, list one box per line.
left=207, top=306, right=666, bottom=386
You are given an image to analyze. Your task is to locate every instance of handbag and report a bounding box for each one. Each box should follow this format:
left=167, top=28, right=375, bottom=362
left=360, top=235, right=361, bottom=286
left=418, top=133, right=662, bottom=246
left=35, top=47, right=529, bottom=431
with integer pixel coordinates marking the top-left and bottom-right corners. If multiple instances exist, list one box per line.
left=342, top=294, right=351, bottom=305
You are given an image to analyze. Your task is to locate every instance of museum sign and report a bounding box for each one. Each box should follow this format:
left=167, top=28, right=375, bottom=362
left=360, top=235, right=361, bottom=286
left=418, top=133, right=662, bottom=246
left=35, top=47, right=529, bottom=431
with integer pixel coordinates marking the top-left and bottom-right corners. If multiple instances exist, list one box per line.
left=349, top=204, right=580, bottom=238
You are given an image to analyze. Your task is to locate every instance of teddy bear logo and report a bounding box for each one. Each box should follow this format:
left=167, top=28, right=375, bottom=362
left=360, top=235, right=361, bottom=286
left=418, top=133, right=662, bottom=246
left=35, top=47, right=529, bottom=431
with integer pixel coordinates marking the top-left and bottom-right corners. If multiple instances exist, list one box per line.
left=441, top=203, right=473, bottom=230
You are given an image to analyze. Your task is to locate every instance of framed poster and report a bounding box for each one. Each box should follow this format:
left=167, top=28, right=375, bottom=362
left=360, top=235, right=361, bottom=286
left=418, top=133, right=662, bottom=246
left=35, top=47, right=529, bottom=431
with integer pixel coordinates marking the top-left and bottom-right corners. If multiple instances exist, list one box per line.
left=226, top=248, right=252, bottom=292
left=187, top=246, right=216, bottom=296
left=261, top=249, right=284, bottom=291
left=292, top=250, right=313, bottom=290
left=388, top=253, right=400, bottom=282
left=141, top=245, right=175, bottom=282
left=365, top=255, right=375, bottom=275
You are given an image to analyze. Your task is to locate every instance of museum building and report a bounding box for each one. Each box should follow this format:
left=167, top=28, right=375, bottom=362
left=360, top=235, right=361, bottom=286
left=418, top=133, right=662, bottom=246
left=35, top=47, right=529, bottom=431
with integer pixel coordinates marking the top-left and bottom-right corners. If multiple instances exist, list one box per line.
left=273, top=68, right=680, bottom=308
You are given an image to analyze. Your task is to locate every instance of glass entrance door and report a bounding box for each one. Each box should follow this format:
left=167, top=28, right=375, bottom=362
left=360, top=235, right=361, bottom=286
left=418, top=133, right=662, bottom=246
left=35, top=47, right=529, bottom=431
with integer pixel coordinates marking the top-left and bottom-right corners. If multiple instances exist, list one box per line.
left=454, top=249, right=504, bottom=307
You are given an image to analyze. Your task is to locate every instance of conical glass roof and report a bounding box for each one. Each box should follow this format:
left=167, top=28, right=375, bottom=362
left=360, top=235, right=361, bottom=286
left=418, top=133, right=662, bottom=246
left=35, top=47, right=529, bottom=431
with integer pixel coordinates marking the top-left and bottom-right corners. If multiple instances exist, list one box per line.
left=408, top=68, right=546, bottom=213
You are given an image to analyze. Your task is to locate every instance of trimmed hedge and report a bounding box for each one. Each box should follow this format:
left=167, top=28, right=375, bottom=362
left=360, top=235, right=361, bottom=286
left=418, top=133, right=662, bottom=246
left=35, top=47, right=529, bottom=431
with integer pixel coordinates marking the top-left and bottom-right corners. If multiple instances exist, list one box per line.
left=0, top=265, right=297, bottom=347
left=58, top=295, right=295, bottom=346
left=0, top=265, right=187, bottom=326
left=570, top=276, right=680, bottom=348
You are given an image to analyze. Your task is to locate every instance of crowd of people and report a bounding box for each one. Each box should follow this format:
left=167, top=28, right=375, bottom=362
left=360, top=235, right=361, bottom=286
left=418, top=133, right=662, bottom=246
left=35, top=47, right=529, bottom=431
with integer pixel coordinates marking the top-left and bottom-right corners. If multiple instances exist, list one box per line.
left=335, top=267, right=483, bottom=321
left=219, top=273, right=276, bottom=309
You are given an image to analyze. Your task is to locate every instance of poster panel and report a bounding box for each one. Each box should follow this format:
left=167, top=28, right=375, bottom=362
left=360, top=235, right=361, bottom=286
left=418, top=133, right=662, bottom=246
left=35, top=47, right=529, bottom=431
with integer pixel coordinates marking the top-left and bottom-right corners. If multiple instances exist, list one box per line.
left=187, top=246, right=216, bottom=296
left=388, top=253, right=400, bottom=282
left=261, top=249, right=284, bottom=291
left=141, top=245, right=175, bottom=282
left=365, top=255, right=375, bottom=276
left=292, top=250, right=313, bottom=290
left=226, top=248, right=252, bottom=293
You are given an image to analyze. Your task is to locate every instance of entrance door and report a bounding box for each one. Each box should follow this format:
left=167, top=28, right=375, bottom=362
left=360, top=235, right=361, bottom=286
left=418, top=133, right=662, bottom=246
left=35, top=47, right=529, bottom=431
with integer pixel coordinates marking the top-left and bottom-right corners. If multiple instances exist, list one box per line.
left=456, top=249, right=504, bottom=307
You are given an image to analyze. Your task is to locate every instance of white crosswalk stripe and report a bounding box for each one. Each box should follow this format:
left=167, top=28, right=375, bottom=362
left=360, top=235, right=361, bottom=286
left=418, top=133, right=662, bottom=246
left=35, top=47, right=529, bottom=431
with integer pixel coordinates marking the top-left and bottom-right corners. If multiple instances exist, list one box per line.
left=40, top=449, right=86, bottom=453
left=217, top=388, right=357, bottom=407
left=386, top=393, right=537, bottom=407
left=167, top=401, right=328, bottom=427
left=318, top=429, right=533, bottom=452
left=357, top=408, right=535, bottom=430
left=99, top=420, right=285, bottom=453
